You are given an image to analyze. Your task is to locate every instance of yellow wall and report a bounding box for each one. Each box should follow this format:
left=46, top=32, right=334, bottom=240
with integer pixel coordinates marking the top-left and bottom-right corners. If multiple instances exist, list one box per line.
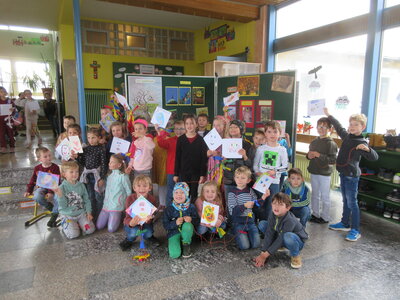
left=59, top=24, right=75, bottom=61
left=82, top=54, right=203, bottom=89
left=194, top=20, right=256, bottom=64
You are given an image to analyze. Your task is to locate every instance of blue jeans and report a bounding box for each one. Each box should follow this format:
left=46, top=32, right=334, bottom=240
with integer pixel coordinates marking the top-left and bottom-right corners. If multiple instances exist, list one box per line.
left=258, top=220, right=268, bottom=234
left=46, top=114, right=60, bottom=136
left=86, top=173, right=104, bottom=221
left=197, top=222, right=226, bottom=235
left=233, top=222, right=260, bottom=250
left=283, top=232, right=304, bottom=257
left=166, top=174, right=175, bottom=207
left=33, top=188, right=58, bottom=213
left=339, top=174, right=360, bottom=231
left=224, top=184, right=235, bottom=218
left=124, top=223, right=154, bottom=242
left=291, top=206, right=311, bottom=227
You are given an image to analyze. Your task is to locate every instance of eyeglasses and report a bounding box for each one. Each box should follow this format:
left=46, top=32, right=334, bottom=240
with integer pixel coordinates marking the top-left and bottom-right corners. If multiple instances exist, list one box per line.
left=174, top=128, right=185, bottom=131
left=317, top=126, right=328, bottom=129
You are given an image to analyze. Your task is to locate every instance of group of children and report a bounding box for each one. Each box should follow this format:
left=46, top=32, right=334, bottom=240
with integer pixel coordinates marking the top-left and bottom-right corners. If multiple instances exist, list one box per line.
left=25, top=103, right=378, bottom=269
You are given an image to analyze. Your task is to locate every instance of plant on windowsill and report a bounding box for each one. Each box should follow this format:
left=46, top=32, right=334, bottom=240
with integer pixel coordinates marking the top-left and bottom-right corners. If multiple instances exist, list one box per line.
left=41, top=53, right=55, bottom=98
left=22, top=73, right=43, bottom=93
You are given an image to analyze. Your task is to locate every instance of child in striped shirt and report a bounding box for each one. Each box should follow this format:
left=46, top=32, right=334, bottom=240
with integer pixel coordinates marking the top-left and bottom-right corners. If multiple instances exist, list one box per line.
left=228, top=166, right=268, bottom=250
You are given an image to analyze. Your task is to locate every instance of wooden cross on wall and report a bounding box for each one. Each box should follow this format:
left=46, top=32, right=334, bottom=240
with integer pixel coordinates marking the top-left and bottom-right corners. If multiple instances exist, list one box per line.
left=90, top=61, right=101, bottom=79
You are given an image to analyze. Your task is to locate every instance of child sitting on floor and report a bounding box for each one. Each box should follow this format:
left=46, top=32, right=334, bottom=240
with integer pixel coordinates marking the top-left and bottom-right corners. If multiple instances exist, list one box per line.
left=24, top=147, right=61, bottom=227
left=119, top=175, right=160, bottom=251
left=96, top=154, right=131, bottom=232
left=163, top=182, right=199, bottom=258
left=253, top=192, right=308, bottom=269
left=55, top=161, right=95, bottom=239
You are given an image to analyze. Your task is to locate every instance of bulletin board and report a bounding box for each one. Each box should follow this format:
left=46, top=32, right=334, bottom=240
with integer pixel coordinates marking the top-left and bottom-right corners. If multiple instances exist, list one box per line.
left=217, top=71, right=297, bottom=160
left=125, top=74, right=215, bottom=120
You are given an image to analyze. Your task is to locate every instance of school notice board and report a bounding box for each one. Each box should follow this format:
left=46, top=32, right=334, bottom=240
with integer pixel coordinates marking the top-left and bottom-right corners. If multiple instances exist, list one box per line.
left=217, top=71, right=297, bottom=161
left=125, top=74, right=215, bottom=120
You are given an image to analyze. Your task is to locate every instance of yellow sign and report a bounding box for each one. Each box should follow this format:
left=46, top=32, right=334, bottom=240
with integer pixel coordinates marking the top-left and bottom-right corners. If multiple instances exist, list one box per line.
left=241, top=101, right=253, bottom=106
left=180, top=81, right=191, bottom=85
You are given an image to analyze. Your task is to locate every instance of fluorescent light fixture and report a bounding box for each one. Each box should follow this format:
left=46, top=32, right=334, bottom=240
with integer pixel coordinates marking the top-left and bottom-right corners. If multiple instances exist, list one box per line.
left=0, top=25, right=8, bottom=30
left=9, top=26, right=49, bottom=34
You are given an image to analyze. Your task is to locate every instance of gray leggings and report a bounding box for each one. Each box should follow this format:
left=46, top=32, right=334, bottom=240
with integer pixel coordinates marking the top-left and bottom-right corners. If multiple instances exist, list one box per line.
left=61, top=213, right=95, bottom=239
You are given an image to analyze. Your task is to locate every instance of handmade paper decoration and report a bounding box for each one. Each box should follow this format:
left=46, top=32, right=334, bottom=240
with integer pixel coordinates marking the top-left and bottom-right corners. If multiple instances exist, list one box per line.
left=56, top=138, right=72, bottom=160
left=99, top=113, right=116, bottom=133
left=151, top=106, right=172, bottom=129
left=192, top=87, right=205, bottom=105
left=69, top=136, right=83, bottom=153
left=253, top=174, right=273, bottom=194
left=0, top=104, right=12, bottom=116
left=222, top=138, right=242, bottom=159
left=114, top=92, right=131, bottom=111
left=238, top=75, right=260, bottom=96
left=204, top=128, right=223, bottom=151
left=125, top=196, right=157, bottom=225
left=110, top=137, right=131, bottom=154
left=200, top=201, right=220, bottom=227
left=308, top=99, right=325, bottom=116
left=36, top=171, right=59, bottom=190
left=223, top=91, right=240, bottom=106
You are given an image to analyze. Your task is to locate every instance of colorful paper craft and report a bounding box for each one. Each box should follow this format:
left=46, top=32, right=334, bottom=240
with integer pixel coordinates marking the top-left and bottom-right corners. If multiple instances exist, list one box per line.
left=110, top=137, right=131, bottom=154
left=36, top=171, right=60, bottom=190
left=223, top=91, right=240, bottom=106
left=99, top=113, right=116, bottom=133
left=222, top=138, right=242, bottom=159
left=204, top=128, right=223, bottom=151
left=56, top=138, right=72, bottom=160
left=200, top=201, right=220, bottom=227
left=114, top=92, right=131, bottom=110
left=125, top=195, right=157, bottom=225
left=308, top=99, right=326, bottom=116
left=69, top=136, right=83, bottom=153
left=151, top=106, right=172, bottom=129
left=253, top=174, right=273, bottom=194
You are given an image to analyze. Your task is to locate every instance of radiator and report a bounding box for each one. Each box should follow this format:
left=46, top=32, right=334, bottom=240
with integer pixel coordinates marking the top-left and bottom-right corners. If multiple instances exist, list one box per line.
left=294, top=153, right=340, bottom=189
left=84, top=89, right=112, bottom=125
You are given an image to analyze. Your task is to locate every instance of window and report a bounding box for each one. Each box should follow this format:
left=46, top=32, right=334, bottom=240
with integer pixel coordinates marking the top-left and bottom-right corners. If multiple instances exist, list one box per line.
left=170, top=39, right=187, bottom=52
left=375, top=27, right=400, bottom=133
left=276, top=0, right=369, bottom=38
left=15, top=61, right=48, bottom=94
left=275, top=35, right=367, bottom=138
left=126, top=34, right=146, bottom=49
left=386, top=0, right=400, bottom=7
left=0, top=59, right=12, bottom=93
left=86, top=30, right=108, bottom=46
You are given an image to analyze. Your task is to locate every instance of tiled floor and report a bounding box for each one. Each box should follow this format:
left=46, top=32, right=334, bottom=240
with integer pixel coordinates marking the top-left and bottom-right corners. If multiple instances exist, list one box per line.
left=1, top=132, right=399, bottom=299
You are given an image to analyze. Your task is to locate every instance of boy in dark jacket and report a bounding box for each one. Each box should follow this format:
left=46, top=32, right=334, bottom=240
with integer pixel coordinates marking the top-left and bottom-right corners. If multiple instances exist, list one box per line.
left=254, top=192, right=308, bottom=269
left=325, top=108, right=378, bottom=242
left=163, top=182, right=199, bottom=259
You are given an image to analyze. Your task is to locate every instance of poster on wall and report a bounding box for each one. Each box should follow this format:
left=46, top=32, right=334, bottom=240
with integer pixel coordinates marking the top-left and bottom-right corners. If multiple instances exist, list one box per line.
left=196, top=107, right=209, bottom=116
left=271, top=75, right=294, bottom=93
left=239, top=100, right=255, bottom=129
left=165, top=87, right=179, bottom=106
left=237, top=75, right=260, bottom=97
left=127, top=76, right=162, bottom=121
left=178, top=87, right=191, bottom=105
left=227, top=105, right=237, bottom=120
left=192, top=87, right=205, bottom=105
left=256, top=100, right=274, bottom=128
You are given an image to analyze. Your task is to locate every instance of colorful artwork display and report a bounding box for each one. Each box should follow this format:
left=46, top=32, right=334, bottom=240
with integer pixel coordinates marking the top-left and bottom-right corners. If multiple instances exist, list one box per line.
left=165, top=87, right=179, bottom=105
left=192, top=87, right=205, bottom=105
left=200, top=201, right=220, bottom=227
left=55, top=138, right=72, bottom=161
left=36, top=171, right=59, bottom=190
left=308, top=99, right=326, bottom=116
left=238, top=75, right=259, bottom=97
left=151, top=106, right=172, bottom=129
left=271, top=75, right=295, bottom=93
left=178, top=87, right=191, bottom=105
left=239, top=100, right=255, bottom=129
left=125, top=196, right=157, bottom=225
left=204, top=24, right=236, bottom=54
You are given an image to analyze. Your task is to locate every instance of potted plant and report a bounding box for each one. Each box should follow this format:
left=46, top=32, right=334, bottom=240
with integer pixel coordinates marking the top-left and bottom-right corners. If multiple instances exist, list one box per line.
left=41, top=53, right=55, bottom=98
left=22, top=73, right=43, bottom=92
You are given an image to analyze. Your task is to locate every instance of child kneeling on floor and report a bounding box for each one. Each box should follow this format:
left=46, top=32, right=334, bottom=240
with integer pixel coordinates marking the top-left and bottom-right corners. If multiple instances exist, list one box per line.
left=55, top=161, right=95, bottom=239
left=119, top=175, right=160, bottom=251
left=254, top=192, right=308, bottom=269
left=163, top=182, right=199, bottom=258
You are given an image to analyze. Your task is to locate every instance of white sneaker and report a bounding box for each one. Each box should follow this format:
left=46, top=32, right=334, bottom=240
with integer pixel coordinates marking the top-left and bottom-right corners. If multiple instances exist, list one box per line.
left=393, top=174, right=400, bottom=184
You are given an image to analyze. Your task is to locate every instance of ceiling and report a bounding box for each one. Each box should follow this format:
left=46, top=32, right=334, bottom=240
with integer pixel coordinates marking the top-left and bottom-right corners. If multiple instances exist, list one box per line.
left=0, top=0, right=287, bottom=31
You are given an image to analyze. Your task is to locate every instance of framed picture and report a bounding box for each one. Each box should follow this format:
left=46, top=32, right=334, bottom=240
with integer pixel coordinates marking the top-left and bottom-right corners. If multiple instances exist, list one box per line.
left=192, top=87, right=205, bottom=105
left=271, top=75, right=294, bottom=93
left=165, top=86, right=178, bottom=106
left=178, top=87, right=191, bottom=105
left=239, top=100, right=255, bottom=129
left=237, top=75, right=260, bottom=97
left=227, top=105, right=237, bottom=120
left=256, top=100, right=274, bottom=128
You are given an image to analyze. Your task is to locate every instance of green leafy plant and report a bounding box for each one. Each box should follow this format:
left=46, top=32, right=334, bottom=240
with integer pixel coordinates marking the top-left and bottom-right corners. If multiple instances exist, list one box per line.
left=41, top=53, right=55, bottom=89
left=22, top=73, right=43, bottom=92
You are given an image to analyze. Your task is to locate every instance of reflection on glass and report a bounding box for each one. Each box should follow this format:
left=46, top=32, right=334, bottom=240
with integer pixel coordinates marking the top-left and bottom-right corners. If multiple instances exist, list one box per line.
left=0, top=59, right=12, bottom=92
left=385, top=0, right=400, bottom=7
left=375, top=27, right=400, bottom=133
left=276, top=0, right=369, bottom=38
left=275, top=35, right=367, bottom=135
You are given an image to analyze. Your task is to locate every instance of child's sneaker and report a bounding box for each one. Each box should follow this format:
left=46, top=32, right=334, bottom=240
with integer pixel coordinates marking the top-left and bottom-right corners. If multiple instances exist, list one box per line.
left=290, top=256, right=302, bottom=269
left=47, top=213, right=58, bottom=227
left=329, top=222, right=350, bottom=231
left=345, top=229, right=361, bottom=242
left=119, top=239, right=134, bottom=251
left=182, top=243, right=192, bottom=258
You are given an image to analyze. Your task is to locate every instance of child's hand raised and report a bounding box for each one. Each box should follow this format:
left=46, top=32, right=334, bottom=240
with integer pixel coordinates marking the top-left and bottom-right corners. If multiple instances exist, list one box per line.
left=176, top=217, right=184, bottom=225
left=183, top=216, right=192, bottom=223
left=323, top=107, right=330, bottom=116
left=261, top=190, right=270, bottom=200
left=244, top=201, right=255, bottom=209
left=130, top=215, right=141, bottom=227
